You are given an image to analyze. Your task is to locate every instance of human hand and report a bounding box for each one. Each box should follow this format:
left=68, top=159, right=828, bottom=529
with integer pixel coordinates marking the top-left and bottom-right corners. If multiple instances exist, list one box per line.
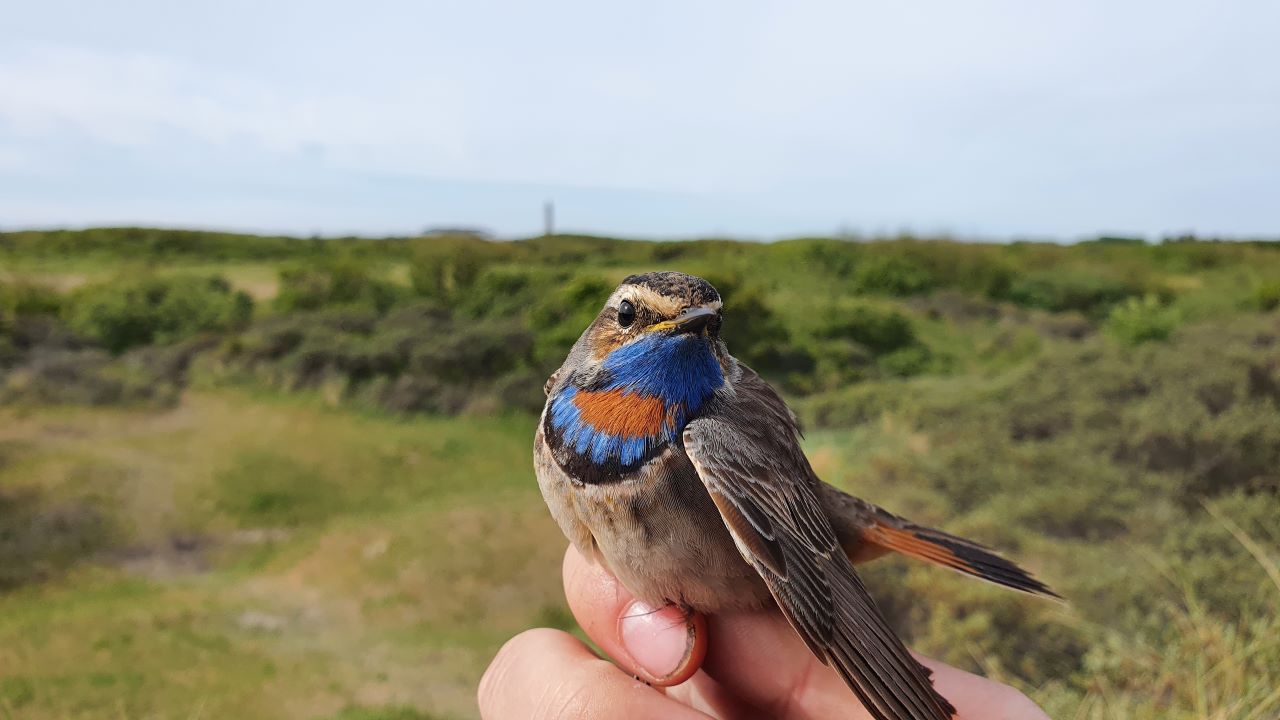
left=478, top=546, right=1049, bottom=719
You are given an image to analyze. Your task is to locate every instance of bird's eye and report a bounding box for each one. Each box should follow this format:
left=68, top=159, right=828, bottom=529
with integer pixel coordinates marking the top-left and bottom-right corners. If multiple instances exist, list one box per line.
left=617, top=300, right=636, bottom=327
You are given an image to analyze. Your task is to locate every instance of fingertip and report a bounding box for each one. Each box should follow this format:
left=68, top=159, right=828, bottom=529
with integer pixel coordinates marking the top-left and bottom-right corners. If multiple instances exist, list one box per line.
left=478, top=628, right=709, bottom=720
left=561, top=546, right=707, bottom=687
left=618, top=600, right=707, bottom=686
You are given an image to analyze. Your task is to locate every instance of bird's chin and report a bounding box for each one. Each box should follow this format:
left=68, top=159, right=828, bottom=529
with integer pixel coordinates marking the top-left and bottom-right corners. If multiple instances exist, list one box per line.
left=663, top=331, right=714, bottom=350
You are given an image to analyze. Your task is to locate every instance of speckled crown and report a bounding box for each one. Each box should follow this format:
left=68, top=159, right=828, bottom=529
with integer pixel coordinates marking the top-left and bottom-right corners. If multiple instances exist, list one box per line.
left=620, top=271, right=721, bottom=306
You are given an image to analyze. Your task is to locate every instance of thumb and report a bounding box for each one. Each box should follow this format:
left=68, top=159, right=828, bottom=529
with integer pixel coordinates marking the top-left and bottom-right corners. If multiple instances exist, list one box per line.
left=562, top=545, right=707, bottom=687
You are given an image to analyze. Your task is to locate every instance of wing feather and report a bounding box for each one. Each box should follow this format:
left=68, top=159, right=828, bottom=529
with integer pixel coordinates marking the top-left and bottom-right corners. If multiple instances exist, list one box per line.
left=683, top=367, right=954, bottom=720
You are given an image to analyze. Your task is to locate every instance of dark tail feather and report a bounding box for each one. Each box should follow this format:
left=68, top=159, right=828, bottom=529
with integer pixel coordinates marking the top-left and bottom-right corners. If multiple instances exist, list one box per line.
left=863, top=522, right=1063, bottom=600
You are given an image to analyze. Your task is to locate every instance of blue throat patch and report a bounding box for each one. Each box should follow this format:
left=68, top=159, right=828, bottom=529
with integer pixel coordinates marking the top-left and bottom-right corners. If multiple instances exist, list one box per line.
left=548, top=333, right=724, bottom=470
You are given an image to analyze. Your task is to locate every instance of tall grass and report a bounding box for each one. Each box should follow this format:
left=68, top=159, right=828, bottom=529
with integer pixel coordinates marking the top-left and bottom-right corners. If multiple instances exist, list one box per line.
left=1054, top=503, right=1280, bottom=719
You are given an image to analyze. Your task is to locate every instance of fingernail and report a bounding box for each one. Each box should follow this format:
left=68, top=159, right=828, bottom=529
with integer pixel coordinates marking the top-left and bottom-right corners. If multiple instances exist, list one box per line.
left=619, top=600, right=694, bottom=683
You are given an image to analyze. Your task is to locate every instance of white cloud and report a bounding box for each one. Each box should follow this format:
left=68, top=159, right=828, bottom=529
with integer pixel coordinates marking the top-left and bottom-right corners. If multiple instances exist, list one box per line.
left=1, top=0, right=1277, bottom=237
left=0, top=46, right=469, bottom=171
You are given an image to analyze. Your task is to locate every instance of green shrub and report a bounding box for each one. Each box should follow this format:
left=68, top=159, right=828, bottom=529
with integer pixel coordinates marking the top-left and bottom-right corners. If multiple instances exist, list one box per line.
left=409, top=320, right=532, bottom=385
left=409, top=238, right=496, bottom=303
left=2, top=282, right=63, bottom=360
left=851, top=254, right=935, bottom=296
left=528, top=272, right=613, bottom=363
left=801, top=301, right=936, bottom=386
left=0, top=280, right=62, bottom=318
left=670, top=272, right=811, bottom=383
left=274, top=260, right=403, bottom=314
left=1250, top=280, right=1280, bottom=312
left=220, top=302, right=543, bottom=416
left=885, top=241, right=1014, bottom=298
left=0, top=227, right=411, bottom=261
left=518, top=233, right=661, bottom=265
left=1006, top=268, right=1144, bottom=317
left=954, top=258, right=1015, bottom=299
left=817, top=302, right=919, bottom=354
left=1152, top=237, right=1240, bottom=271
left=64, top=275, right=252, bottom=354
left=463, top=265, right=551, bottom=320
left=807, top=339, right=877, bottom=390
left=1, top=348, right=181, bottom=407
left=797, top=380, right=924, bottom=427
left=765, top=238, right=859, bottom=276
left=878, top=345, right=936, bottom=377
left=1105, top=294, right=1179, bottom=345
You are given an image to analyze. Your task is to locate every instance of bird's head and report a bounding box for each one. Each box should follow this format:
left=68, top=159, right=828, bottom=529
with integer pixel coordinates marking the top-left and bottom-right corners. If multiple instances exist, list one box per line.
left=567, top=271, right=729, bottom=397
left=544, top=272, right=733, bottom=475
left=590, top=271, right=723, bottom=352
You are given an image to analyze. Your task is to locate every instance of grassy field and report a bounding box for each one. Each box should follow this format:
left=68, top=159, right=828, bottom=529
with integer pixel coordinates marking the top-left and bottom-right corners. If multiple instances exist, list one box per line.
left=4, top=389, right=1276, bottom=720
left=0, top=257, right=407, bottom=301
left=0, top=390, right=561, bottom=719
left=3, top=228, right=1280, bottom=718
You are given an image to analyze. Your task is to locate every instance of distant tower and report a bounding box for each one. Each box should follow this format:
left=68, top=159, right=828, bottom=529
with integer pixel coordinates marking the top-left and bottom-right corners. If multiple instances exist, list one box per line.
left=543, top=200, right=555, bottom=236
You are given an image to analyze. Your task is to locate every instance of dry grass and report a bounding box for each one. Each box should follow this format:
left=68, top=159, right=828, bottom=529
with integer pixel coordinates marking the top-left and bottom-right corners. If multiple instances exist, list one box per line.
left=0, top=390, right=560, bottom=720
left=1061, top=552, right=1280, bottom=719
left=2, top=390, right=1277, bottom=718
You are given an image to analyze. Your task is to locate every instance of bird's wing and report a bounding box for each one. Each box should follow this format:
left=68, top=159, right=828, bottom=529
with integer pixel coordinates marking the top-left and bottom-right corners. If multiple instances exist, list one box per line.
left=543, top=367, right=563, bottom=396
left=682, top=370, right=954, bottom=720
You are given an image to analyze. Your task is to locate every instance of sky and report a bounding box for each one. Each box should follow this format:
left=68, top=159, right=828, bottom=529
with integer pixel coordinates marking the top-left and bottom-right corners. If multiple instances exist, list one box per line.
left=2, top=0, right=1278, bottom=240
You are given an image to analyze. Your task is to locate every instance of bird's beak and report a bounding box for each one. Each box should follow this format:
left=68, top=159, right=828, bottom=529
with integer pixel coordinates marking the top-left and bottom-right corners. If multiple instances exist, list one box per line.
left=648, top=306, right=717, bottom=335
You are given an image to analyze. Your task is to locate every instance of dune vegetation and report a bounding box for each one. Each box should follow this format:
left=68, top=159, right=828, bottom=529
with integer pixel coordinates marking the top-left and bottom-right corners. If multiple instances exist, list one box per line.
left=2, top=228, right=1279, bottom=719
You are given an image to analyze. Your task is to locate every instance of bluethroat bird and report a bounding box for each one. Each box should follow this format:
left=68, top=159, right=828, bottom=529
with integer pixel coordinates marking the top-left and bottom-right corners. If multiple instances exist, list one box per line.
left=534, top=271, right=1058, bottom=720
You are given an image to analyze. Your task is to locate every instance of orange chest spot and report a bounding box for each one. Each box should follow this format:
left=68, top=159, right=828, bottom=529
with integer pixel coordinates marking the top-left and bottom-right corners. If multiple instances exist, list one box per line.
left=572, top=389, right=671, bottom=438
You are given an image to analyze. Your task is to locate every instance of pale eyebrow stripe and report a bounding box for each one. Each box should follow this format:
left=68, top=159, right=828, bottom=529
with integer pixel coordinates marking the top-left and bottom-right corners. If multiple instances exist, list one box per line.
left=605, top=285, right=684, bottom=316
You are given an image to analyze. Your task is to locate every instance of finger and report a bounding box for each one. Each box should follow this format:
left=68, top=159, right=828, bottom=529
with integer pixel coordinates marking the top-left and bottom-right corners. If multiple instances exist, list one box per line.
left=695, top=609, right=1047, bottom=719
left=478, top=628, right=710, bottom=720
left=696, top=608, right=1049, bottom=719
left=700, top=604, right=868, bottom=718
left=562, top=545, right=707, bottom=687
left=563, top=546, right=1048, bottom=720
left=563, top=546, right=870, bottom=717
left=922, top=659, right=1050, bottom=720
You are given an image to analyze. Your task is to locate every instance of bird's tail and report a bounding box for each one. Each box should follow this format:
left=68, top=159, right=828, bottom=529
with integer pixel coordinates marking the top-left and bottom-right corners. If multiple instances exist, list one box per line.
left=821, top=482, right=1061, bottom=600
left=860, top=520, right=1062, bottom=600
